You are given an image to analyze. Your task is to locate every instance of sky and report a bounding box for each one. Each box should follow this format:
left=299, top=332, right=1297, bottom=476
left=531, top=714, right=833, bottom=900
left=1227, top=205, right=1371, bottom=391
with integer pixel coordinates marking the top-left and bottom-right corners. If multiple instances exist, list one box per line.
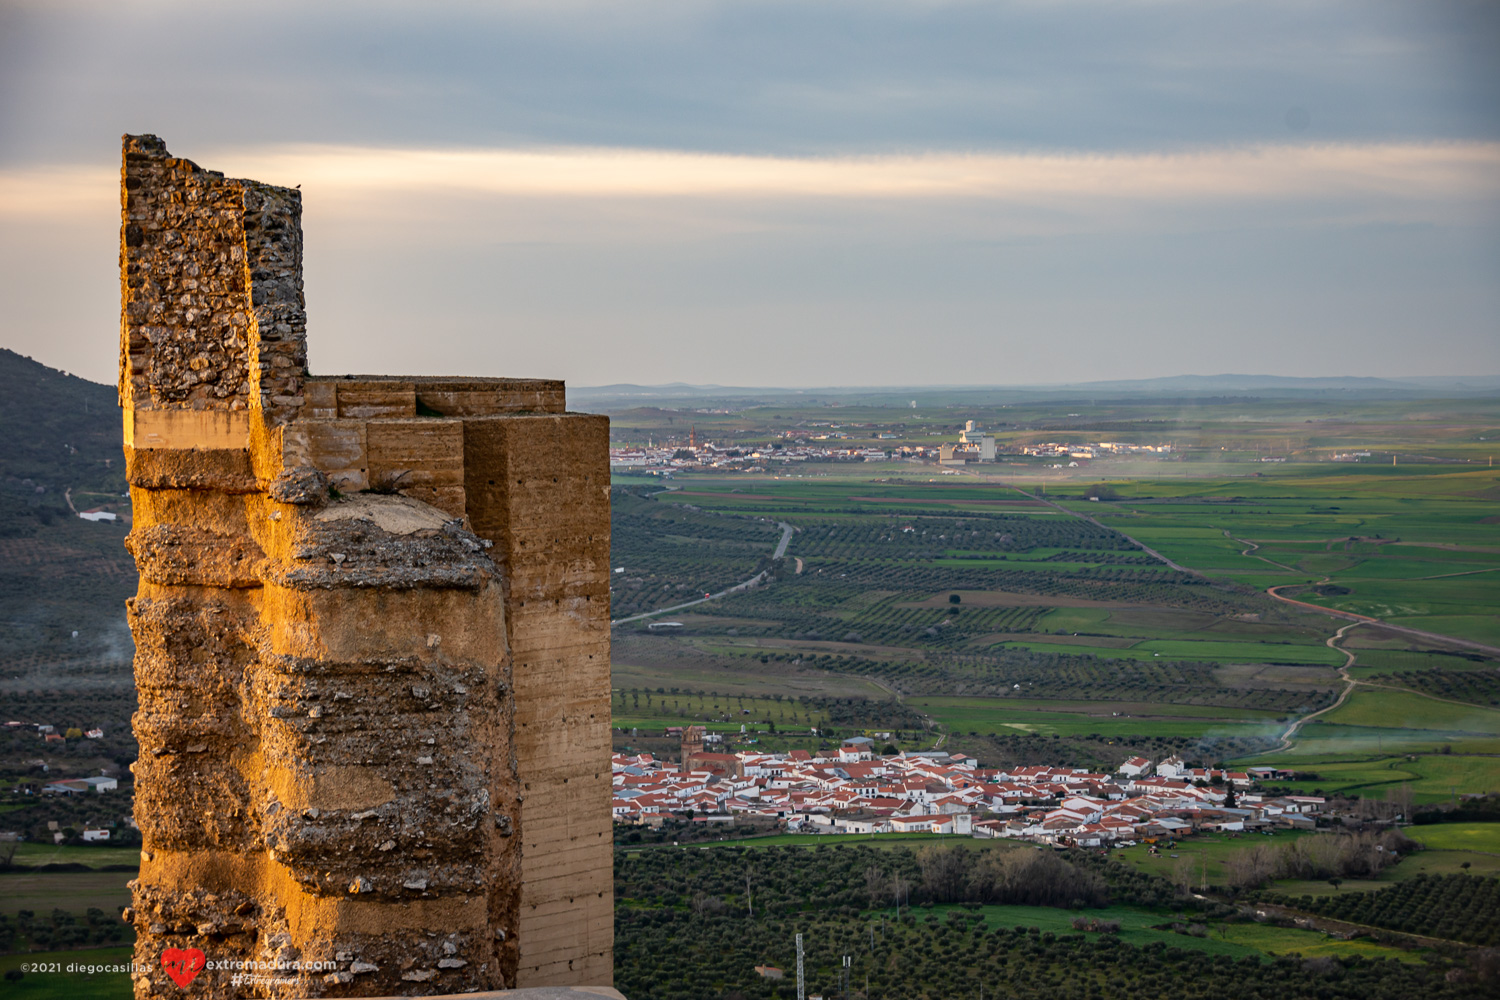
left=1, top=0, right=1497, bottom=388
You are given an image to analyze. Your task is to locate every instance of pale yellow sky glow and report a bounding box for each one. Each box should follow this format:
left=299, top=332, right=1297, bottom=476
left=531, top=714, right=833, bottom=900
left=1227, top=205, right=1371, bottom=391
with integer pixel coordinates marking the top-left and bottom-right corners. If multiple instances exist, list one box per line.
left=4, top=141, right=1497, bottom=218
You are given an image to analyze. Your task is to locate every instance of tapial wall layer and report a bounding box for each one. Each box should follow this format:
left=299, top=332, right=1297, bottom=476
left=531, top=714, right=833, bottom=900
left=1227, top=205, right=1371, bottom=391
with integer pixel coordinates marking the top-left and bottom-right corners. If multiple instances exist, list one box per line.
left=118, top=135, right=611, bottom=998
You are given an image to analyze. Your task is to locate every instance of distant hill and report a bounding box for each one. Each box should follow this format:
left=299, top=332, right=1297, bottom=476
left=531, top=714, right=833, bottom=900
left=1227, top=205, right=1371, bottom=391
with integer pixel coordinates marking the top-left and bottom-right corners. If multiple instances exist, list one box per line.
left=0, top=350, right=134, bottom=668
left=0, top=349, right=125, bottom=500
left=570, top=373, right=1500, bottom=409
left=1063, top=373, right=1500, bottom=393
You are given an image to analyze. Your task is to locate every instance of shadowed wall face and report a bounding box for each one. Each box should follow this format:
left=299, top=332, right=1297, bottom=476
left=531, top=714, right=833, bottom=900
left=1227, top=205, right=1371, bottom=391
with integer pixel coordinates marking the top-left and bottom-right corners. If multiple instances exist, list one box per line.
left=118, top=135, right=611, bottom=998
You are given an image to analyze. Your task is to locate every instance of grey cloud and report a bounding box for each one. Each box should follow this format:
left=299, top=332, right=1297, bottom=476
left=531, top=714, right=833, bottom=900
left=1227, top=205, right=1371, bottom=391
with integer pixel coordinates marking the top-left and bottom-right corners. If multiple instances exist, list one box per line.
left=1, top=0, right=1497, bottom=168
left=2, top=0, right=1497, bottom=387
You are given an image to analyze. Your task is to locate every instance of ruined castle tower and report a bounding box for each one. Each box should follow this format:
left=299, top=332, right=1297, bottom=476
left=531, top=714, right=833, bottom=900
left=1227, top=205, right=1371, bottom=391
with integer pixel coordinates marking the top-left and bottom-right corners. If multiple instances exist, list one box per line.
left=118, top=135, right=612, bottom=996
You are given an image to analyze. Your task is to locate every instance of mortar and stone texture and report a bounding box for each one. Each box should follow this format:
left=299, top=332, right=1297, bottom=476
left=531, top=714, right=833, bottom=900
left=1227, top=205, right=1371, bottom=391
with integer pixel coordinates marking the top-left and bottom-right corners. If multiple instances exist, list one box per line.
left=118, top=135, right=613, bottom=998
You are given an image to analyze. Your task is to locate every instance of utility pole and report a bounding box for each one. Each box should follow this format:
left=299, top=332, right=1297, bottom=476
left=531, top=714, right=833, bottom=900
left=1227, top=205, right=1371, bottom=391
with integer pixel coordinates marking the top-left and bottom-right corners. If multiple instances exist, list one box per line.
left=796, top=933, right=805, bottom=1000
left=842, top=955, right=851, bottom=1000
left=746, top=870, right=753, bottom=917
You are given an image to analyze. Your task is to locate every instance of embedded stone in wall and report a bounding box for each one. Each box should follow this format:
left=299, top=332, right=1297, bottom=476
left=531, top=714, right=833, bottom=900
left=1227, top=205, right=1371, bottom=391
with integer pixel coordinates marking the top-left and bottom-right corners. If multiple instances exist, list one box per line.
left=118, top=135, right=611, bottom=998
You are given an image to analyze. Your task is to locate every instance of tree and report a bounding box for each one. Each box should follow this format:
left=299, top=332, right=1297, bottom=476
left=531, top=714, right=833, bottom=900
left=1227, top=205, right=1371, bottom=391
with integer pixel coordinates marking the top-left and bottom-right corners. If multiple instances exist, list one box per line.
left=948, top=594, right=962, bottom=605
left=865, top=865, right=889, bottom=909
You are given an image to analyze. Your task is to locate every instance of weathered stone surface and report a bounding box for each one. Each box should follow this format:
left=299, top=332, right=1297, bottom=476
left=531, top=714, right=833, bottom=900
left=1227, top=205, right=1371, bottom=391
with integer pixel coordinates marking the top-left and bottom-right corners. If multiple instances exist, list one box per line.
left=119, top=136, right=610, bottom=998
left=267, top=466, right=329, bottom=506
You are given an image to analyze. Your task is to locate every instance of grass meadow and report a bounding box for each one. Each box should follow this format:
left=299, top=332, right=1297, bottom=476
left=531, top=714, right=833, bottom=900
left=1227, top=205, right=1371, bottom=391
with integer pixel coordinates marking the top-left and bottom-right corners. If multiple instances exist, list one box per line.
left=0, top=870, right=132, bottom=919
left=910, top=696, right=1286, bottom=740
left=929, top=902, right=1420, bottom=962
left=1228, top=752, right=1500, bottom=801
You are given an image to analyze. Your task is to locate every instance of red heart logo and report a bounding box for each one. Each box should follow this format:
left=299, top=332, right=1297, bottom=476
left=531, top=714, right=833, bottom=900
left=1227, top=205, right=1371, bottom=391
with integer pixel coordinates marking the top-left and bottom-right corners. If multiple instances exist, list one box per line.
left=161, top=947, right=206, bottom=989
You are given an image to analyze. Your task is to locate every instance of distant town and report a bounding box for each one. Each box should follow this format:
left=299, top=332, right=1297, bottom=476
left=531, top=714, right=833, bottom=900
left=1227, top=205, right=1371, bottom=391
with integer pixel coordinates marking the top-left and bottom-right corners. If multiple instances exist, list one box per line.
left=613, top=728, right=1325, bottom=848
left=610, top=419, right=1177, bottom=474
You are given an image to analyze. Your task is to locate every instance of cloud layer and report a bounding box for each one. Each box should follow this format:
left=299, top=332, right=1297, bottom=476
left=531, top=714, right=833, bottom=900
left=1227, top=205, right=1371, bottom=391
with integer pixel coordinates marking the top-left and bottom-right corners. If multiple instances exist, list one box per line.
left=0, top=1, right=1495, bottom=385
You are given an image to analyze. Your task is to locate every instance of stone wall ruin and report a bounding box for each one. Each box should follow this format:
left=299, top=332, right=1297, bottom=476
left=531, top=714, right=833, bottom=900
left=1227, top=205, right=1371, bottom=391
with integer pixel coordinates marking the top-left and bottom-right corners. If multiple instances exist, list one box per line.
left=118, top=135, right=612, bottom=997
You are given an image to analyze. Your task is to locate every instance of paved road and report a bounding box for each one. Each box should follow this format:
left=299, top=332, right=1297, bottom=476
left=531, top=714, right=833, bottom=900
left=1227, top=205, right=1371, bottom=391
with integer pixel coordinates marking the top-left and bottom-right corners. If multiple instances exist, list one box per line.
left=1003, top=486, right=1203, bottom=576
left=1266, top=622, right=1361, bottom=752
left=610, top=521, right=794, bottom=627
left=772, top=521, right=794, bottom=559
left=1014, top=485, right=1500, bottom=658
left=1007, top=486, right=1500, bottom=753
left=1265, top=584, right=1500, bottom=658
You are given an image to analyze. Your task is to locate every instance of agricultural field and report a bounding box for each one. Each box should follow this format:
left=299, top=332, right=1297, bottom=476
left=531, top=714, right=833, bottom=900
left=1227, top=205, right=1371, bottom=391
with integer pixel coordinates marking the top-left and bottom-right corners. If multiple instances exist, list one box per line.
left=1244, top=752, right=1500, bottom=801
left=610, top=687, right=927, bottom=747
left=1113, top=830, right=1315, bottom=886
left=611, top=839, right=1488, bottom=1000
left=0, top=871, right=132, bottom=919
left=606, top=404, right=1499, bottom=783
left=5, top=844, right=140, bottom=869
left=609, top=486, right=784, bottom=618
left=1317, top=689, right=1500, bottom=736
left=1411, top=822, right=1500, bottom=854
left=608, top=476, right=1359, bottom=764
left=1056, top=466, right=1500, bottom=651
left=1263, top=873, right=1500, bottom=946
left=940, top=902, right=1417, bottom=962
left=909, top=696, right=1287, bottom=741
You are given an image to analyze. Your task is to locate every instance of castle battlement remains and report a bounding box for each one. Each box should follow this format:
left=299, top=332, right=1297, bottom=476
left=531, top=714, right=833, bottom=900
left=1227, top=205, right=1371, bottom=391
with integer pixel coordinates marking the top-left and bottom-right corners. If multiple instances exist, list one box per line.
left=118, top=135, right=612, bottom=997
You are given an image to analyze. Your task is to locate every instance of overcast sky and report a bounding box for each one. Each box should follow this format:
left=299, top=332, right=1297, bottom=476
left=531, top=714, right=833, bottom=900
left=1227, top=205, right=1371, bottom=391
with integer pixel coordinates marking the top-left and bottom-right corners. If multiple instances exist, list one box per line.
left=1, top=0, right=1497, bottom=388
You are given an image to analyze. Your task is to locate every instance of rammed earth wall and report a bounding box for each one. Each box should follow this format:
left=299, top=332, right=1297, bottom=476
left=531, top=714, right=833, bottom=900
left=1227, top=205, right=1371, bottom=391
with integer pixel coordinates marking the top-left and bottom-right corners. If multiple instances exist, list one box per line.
left=117, top=136, right=612, bottom=998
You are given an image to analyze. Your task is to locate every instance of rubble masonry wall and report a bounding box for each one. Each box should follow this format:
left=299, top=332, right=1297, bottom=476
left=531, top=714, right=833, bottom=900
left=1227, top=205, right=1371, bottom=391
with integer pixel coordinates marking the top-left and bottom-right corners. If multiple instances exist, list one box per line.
left=118, top=136, right=611, bottom=997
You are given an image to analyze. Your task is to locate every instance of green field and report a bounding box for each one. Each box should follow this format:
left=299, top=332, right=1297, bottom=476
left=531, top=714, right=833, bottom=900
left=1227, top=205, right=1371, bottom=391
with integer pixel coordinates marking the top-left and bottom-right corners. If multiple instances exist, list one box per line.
left=0, top=870, right=133, bottom=918
left=930, top=902, right=1418, bottom=962
left=7, top=843, right=140, bottom=869
left=609, top=472, right=1497, bottom=766
left=911, top=695, right=1287, bottom=740
left=611, top=690, right=830, bottom=733
left=1064, top=470, right=1500, bottom=651
left=1232, top=752, right=1500, bottom=801
left=1113, top=830, right=1314, bottom=885
left=1318, top=688, right=1500, bottom=735
left=606, top=444, right=1500, bottom=790
left=1267, top=834, right=1500, bottom=895
left=984, top=637, right=1344, bottom=664
left=1411, top=821, right=1500, bottom=854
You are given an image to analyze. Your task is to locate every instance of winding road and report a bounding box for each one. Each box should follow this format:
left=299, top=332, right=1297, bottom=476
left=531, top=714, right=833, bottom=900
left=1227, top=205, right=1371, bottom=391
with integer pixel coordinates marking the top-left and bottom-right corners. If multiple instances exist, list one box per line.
left=1264, top=583, right=1500, bottom=658
left=1266, top=621, right=1361, bottom=752
left=610, top=521, right=795, bottom=627
left=1004, top=485, right=1500, bottom=752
